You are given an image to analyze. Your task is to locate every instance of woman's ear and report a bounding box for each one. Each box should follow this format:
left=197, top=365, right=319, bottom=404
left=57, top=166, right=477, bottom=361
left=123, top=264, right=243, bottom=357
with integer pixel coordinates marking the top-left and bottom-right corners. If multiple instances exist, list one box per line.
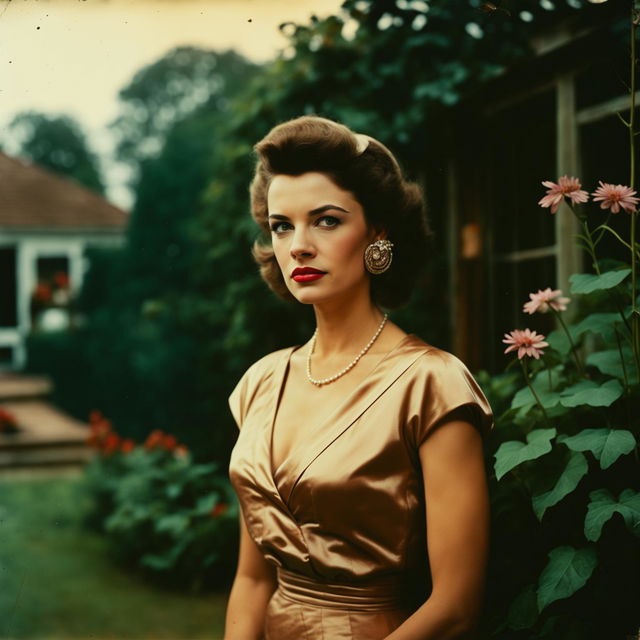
left=367, top=226, right=388, bottom=243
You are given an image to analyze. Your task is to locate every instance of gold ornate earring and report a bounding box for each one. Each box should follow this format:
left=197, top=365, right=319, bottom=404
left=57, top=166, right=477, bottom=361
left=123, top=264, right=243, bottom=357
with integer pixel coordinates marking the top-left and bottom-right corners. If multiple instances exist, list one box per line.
left=364, top=239, right=394, bottom=274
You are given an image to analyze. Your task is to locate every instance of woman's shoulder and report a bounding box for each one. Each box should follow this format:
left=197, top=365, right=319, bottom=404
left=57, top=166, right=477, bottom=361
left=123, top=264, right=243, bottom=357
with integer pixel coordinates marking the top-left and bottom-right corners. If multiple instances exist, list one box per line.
left=403, top=335, right=466, bottom=365
left=236, top=345, right=296, bottom=387
left=248, top=345, right=295, bottom=372
left=228, top=345, right=296, bottom=430
left=401, top=336, right=494, bottom=438
left=402, top=336, right=477, bottom=380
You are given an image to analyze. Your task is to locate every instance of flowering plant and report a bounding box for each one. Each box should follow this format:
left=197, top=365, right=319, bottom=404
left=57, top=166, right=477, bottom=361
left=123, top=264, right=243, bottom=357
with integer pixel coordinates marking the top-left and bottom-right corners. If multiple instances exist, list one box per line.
left=31, top=270, right=71, bottom=308
left=487, top=13, right=640, bottom=635
left=83, top=410, right=238, bottom=591
left=0, top=407, right=20, bottom=434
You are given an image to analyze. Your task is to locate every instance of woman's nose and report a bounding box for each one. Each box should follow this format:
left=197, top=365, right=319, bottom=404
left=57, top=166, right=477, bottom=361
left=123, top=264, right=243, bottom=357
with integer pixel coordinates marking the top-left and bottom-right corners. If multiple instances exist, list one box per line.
left=289, top=226, right=316, bottom=258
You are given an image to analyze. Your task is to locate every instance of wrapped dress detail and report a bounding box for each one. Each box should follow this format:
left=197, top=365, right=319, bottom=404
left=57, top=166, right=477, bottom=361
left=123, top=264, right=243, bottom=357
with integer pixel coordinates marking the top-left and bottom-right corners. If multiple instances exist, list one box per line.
left=228, top=333, right=493, bottom=640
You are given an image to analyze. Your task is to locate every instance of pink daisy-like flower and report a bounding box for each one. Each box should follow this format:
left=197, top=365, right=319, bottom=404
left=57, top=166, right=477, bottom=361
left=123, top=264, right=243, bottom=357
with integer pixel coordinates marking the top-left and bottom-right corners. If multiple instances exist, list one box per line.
left=538, top=175, right=589, bottom=214
left=523, top=288, right=571, bottom=314
left=590, top=181, right=639, bottom=214
left=503, top=329, right=549, bottom=360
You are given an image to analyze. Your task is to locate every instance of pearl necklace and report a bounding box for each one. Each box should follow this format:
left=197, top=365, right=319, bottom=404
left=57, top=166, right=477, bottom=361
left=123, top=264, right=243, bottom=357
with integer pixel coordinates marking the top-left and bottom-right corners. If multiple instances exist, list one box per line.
left=306, top=314, right=389, bottom=386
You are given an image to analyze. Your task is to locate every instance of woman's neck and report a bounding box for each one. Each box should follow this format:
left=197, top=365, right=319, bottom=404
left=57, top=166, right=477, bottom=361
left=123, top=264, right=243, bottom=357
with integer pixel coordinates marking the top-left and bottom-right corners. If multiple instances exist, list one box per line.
left=311, top=295, right=387, bottom=358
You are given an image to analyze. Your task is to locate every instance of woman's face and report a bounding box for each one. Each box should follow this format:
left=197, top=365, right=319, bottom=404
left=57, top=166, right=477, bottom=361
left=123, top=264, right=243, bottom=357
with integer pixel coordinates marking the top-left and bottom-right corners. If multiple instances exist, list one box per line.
left=267, top=171, right=378, bottom=307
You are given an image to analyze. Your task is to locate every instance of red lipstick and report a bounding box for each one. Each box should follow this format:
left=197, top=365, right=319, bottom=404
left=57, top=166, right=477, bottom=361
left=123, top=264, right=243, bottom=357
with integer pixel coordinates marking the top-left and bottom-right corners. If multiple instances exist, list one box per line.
left=291, top=267, right=326, bottom=283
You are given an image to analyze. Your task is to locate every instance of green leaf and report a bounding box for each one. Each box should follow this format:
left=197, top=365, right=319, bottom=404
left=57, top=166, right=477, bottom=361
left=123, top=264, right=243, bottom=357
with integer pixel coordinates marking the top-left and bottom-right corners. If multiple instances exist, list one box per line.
left=545, top=326, right=580, bottom=355
left=537, top=545, right=597, bottom=612
left=584, top=488, right=640, bottom=541
left=509, top=365, right=566, bottom=413
left=572, top=312, right=623, bottom=343
left=155, top=513, right=190, bottom=536
left=511, top=386, right=561, bottom=410
left=569, top=269, right=631, bottom=294
left=559, top=379, right=623, bottom=408
left=507, top=584, right=538, bottom=630
left=166, top=482, right=183, bottom=499
left=494, top=428, right=557, bottom=480
left=586, top=348, right=637, bottom=382
left=195, top=492, right=219, bottom=514
left=532, top=451, right=588, bottom=520
left=141, top=537, right=190, bottom=571
left=558, top=428, right=636, bottom=469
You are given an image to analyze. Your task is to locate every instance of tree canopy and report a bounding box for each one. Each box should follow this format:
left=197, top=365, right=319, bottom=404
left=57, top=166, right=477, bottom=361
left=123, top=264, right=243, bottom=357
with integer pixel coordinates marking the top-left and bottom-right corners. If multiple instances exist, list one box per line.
left=109, top=46, right=260, bottom=173
left=7, top=111, right=104, bottom=193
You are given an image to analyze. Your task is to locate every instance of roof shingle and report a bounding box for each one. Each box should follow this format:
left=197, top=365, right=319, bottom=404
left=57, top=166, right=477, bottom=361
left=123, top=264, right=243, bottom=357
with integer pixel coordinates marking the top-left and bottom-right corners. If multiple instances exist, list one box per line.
left=0, top=152, right=128, bottom=230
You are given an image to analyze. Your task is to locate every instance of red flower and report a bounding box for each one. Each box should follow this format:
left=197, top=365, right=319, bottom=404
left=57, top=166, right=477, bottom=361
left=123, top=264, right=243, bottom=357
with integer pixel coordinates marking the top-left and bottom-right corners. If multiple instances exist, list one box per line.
left=84, top=412, right=134, bottom=456
left=86, top=418, right=112, bottom=448
left=211, top=503, right=228, bottom=518
left=102, top=432, right=121, bottom=455
left=144, top=429, right=165, bottom=450
left=120, top=438, right=136, bottom=453
left=89, top=410, right=104, bottom=424
left=162, top=434, right=178, bottom=451
left=54, top=271, right=70, bottom=289
left=90, top=419, right=112, bottom=437
left=33, top=283, right=52, bottom=302
left=0, top=407, right=16, bottom=423
left=0, top=407, right=19, bottom=433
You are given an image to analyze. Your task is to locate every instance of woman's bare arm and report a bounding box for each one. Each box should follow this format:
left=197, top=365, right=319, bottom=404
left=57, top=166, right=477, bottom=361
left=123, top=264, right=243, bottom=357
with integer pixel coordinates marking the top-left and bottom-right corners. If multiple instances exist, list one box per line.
left=223, top=511, right=278, bottom=640
left=384, top=418, right=490, bottom=640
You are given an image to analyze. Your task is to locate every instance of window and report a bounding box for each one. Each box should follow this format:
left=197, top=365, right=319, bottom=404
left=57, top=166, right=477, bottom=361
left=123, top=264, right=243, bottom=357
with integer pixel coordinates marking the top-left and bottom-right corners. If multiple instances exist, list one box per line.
left=0, top=246, right=18, bottom=328
left=31, top=255, right=71, bottom=330
left=484, top=89, right=557, bottom=370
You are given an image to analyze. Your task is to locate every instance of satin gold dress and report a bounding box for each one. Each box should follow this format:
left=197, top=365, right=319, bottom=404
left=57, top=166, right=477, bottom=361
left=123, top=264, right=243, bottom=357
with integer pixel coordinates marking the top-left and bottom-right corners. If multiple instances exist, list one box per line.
left=228, top=334, right=493, bottom=640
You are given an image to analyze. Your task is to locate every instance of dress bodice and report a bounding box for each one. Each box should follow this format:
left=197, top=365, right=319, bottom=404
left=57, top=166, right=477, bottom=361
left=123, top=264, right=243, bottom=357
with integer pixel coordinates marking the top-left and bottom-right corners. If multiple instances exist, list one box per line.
left=228, top=334, right=493, bottom=590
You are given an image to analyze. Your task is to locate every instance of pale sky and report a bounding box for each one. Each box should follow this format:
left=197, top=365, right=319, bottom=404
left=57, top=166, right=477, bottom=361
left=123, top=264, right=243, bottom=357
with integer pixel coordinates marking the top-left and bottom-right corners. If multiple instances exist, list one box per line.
left=0, top=0, right=346, bottom=206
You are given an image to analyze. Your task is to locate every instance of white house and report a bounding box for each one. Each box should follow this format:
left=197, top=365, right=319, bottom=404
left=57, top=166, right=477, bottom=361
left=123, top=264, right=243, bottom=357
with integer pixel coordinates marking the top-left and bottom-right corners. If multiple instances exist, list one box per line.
left=0, top=152, right=128, bottom=370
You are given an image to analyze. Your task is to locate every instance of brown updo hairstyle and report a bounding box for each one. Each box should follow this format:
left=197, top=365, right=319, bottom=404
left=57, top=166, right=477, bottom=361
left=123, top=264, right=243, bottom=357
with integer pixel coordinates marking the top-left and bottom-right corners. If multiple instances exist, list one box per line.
left=250, top=115, right=433, bottom=309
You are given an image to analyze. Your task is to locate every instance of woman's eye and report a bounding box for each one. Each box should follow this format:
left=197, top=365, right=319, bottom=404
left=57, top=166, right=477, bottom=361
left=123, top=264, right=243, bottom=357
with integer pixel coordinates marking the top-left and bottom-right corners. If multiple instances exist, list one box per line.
left=270, top=221, right=291, bottom=233
left=317, top=216, right=340, bottom=228
left=270, top=217, right=340, bottom=233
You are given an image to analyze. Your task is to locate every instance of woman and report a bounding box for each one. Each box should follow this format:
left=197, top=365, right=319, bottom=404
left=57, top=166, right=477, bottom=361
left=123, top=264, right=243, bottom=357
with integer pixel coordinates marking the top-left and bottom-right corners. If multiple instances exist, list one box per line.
left=224, top=116, right=493, bottom=640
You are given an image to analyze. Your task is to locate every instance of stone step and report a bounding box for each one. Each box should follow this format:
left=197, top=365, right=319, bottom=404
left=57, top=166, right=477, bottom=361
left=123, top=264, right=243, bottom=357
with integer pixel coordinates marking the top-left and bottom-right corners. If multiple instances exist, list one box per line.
left=0, top=372, right=52, bottom=401
left=0, top=399, right=88, bottom=443
left=0, top=434, right=89, bottom=450
left=0, top=397, right=92, bottom=470
left=0, top=444, right=93, bottom=469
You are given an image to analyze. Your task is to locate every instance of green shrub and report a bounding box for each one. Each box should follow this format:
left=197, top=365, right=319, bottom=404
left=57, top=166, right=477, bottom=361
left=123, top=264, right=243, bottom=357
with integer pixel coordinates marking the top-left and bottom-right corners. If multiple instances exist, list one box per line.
left=83, top=413, right=239, bottom=592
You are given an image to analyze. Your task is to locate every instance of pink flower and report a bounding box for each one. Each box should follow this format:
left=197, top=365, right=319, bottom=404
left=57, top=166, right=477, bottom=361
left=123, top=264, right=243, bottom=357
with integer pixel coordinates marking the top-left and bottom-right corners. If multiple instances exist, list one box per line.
left=538, top=175, right=589, bottom=214
left=503, top=329, right=549, bottom=360
left=590, top=181, right=639, bottom=213
left=523, top=288, right=570, bottom=314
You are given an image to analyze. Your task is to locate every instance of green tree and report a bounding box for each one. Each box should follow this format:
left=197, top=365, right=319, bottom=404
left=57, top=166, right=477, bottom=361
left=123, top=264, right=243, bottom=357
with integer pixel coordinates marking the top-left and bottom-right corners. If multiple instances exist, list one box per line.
left=72, top=47, right=260, bottom=459
left=109, top=46, right=259, bottom=172
left=8, top=111, right=104, bottom=193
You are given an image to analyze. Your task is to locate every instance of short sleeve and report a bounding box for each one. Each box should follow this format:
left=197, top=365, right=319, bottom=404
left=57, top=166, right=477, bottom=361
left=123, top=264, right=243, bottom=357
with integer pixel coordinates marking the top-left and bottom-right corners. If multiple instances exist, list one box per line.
left=227, top=349, right=285, bottom=431
left=228, top=369, right=250, bottom=431
left=411, top=350, right=493, bottom=446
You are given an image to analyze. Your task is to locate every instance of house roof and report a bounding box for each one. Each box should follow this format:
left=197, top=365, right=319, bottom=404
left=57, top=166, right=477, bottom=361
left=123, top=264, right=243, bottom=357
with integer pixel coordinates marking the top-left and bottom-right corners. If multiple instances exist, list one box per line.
left=0, top=152, right=128, bottom=230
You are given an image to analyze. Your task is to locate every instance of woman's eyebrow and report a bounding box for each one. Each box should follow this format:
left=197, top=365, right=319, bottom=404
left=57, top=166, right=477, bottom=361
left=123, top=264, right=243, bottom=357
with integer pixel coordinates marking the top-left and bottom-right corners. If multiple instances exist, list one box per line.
left=268, top=204, right=350, bottom=220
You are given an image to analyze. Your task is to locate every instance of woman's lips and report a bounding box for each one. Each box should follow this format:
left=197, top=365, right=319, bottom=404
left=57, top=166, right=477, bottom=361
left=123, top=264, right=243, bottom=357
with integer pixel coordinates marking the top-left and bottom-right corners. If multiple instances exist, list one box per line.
left=292, top=272, right=326, bottom=283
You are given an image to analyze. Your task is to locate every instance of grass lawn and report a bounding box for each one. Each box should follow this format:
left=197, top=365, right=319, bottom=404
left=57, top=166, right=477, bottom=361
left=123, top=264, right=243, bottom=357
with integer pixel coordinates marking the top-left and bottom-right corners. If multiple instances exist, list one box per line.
left=0, top=469, right=228, bottom=639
